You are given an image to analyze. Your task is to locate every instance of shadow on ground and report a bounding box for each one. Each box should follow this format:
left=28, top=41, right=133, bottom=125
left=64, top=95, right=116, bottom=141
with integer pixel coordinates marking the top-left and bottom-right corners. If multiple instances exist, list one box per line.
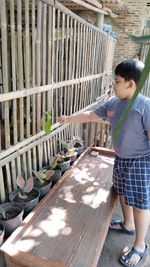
left=97, top=202, right=150, bottom=267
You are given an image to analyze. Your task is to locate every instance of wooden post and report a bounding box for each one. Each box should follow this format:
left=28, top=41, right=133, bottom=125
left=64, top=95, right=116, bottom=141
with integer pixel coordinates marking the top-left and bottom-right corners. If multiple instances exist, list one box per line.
left=96, top=13, right=104, bottom=29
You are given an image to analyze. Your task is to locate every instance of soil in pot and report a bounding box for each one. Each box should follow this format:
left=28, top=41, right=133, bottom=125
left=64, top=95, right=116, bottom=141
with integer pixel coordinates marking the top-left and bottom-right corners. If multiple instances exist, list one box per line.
left=9, top=188, right=40, bottom=215
left=0, top=223, right=5, bottom=246
left=34, top=178, right=52, bottom=199
left=0, top=202, right=23, bottom=235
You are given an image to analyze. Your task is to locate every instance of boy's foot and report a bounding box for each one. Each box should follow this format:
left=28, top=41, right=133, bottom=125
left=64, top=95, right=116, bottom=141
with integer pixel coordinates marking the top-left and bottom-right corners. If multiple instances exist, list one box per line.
left=109, top=220, right=135, bottom=235
left=120, top=244, right=148, bottom=267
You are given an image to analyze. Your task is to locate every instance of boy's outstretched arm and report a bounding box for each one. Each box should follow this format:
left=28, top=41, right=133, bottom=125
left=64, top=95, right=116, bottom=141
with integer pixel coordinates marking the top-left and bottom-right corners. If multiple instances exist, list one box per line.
left=58, top=111, right=102, bottom=124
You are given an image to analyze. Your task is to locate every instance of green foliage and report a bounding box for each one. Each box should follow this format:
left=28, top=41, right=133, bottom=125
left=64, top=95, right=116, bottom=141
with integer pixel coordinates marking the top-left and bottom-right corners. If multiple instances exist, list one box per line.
left=32, top=169, right=55, bottom=184
left=41, top=112, right=52, bottom=135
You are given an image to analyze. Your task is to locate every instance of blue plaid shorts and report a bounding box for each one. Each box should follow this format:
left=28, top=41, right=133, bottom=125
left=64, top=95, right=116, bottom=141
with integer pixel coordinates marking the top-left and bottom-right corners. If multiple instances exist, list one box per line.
left=113, top=154, right=150, bottom=210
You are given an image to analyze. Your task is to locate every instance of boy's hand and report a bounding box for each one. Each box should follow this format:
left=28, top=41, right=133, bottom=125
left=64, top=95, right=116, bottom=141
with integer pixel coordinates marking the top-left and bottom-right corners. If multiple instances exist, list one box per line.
left=58, top=115, right=69, bottom=124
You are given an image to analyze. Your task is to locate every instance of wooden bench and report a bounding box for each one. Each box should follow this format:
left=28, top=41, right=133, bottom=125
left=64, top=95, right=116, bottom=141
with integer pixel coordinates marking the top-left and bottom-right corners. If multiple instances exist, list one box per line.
left=1, top=147, right=117, bottom=267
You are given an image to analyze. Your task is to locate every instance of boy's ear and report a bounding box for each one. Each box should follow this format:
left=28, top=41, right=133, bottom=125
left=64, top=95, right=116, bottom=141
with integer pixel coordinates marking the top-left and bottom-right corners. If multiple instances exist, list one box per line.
left=128, top=80, right=136, bottom=88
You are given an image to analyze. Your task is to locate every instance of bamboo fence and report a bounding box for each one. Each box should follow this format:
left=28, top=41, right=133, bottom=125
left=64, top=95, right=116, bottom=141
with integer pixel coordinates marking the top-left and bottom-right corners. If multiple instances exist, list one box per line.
left=0, top=0, right=116, bottom=202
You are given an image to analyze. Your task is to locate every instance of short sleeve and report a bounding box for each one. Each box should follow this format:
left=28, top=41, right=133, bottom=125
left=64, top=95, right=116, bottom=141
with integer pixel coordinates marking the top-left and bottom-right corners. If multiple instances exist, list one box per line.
left=94, top=101, right=108, bottom=119
left=143, top=99, right=150, bottom=131
left=94, top=96, right=116, bottom=119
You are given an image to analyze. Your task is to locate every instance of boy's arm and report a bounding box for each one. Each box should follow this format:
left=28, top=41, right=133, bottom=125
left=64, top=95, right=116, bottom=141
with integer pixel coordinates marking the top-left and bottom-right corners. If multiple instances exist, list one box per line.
left=58, top=111, right=103, bottom=124
left=148, top=131, right=150, bottom=139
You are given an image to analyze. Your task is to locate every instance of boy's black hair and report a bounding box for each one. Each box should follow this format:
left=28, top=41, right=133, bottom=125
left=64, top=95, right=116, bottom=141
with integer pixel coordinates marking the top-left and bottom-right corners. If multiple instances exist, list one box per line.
left=115, top=59, right=144, bottom=85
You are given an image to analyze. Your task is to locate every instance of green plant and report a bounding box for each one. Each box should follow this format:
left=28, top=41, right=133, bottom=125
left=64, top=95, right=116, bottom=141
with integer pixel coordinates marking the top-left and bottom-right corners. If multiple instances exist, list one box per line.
left=17, top=175, right=34, bottom=199
left=32, top=169, right=55, bottom=184
left=40, top=111, right=52, bottom=135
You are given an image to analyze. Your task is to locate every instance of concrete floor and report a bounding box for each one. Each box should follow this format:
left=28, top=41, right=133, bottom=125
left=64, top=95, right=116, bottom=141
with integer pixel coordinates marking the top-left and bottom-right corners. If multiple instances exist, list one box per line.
left=0, top=202, right=150, bottom=267
left=98, top=202, right=150, bottom=267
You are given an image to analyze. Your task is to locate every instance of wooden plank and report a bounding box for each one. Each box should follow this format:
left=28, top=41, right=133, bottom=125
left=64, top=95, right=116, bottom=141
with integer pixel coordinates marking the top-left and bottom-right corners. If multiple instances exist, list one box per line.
left=4, top=245, right=66, bottom=267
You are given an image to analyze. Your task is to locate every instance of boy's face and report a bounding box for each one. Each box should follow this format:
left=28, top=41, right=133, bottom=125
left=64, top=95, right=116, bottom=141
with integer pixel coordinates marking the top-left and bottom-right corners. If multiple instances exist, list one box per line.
left=114, top=75, right=136, bottom=100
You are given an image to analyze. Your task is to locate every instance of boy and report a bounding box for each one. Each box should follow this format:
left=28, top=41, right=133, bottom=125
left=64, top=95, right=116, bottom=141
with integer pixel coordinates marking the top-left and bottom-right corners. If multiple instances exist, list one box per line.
left=58, top=59, right=150, bottom=267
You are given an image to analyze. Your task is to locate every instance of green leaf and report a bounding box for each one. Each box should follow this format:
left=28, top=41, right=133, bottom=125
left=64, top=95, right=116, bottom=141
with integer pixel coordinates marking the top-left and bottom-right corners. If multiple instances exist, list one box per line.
left=44, top=120, right=52, bottom=135
left=113, top=46, right=150, bottom=140
left=41, top=111, right=52, bottom=134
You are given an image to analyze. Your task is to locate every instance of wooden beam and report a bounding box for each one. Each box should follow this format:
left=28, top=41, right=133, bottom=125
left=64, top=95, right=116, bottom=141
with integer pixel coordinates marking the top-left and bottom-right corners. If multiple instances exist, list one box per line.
left=85, top=0, right=102, bottom=9
left=69, top=0, right=107, bottom=14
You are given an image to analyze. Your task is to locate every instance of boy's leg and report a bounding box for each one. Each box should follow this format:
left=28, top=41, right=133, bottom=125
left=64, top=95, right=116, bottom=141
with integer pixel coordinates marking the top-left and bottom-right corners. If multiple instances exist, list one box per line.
left=122, top=207, right=150, bottom=266
left=110, top=195, right=135, bottom=231
left=120, top=195, right=135, bottom=230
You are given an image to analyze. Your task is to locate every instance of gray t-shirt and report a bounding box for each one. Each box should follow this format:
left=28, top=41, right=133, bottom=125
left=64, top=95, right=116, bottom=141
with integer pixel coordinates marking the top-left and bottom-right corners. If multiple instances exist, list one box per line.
left=94, top=94, right=150, bottom=158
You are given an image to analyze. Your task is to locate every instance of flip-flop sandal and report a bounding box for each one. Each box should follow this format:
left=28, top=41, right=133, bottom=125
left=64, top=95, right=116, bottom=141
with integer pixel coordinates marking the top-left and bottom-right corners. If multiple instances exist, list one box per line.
left=109, top=220, right=135, bottom=235
left=119, top=244, right=148, bottom=267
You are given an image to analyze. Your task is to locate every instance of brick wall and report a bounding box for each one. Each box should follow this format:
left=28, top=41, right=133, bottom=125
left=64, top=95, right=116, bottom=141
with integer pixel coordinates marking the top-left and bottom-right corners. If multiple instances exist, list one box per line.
left=113, top=0, right=150, bottom=67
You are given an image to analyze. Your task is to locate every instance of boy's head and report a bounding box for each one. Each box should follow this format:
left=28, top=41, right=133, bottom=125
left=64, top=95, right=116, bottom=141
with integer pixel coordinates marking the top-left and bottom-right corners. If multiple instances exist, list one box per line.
left=114, top=59, right=144, bottom=100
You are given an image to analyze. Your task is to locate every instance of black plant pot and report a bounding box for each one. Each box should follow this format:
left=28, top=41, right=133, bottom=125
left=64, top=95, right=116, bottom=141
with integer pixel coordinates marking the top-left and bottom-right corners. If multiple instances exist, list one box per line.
left=42, top=166, right=62, bottom=186
left=34, top=178, right=52, bottom=199
left=51, top=168, right=62, bottom=186
left=57, top=158, right=71, bottom=173
left=0, top=202, right=23, bottom=235
left=70, top=152, right=78, bottom=164
left=0, top=223, right=5, bottom=246
left=9, top=188, right=40, bottom=215
left=74, top=142, right=84, bottom=156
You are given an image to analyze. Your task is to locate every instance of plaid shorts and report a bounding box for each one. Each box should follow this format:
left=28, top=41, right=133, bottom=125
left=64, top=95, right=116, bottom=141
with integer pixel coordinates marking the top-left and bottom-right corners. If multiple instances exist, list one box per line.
left=113, top=154, right=150, bottom=210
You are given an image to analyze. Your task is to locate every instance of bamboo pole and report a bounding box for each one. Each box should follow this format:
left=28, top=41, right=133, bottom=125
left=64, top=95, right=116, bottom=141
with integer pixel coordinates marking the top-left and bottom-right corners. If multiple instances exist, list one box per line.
left=0, top=167, right=6, bottom=202
left=32, top=0, right=37, bottom=171
left=10, top=0, right=18, bottom=145
left=25, top=0, right=32, bottom=177
left=42, top=2, right=47, bottom=118
left=1, top=0, right=10, bottom=149
left=47, top=5, right=53, bottom=114
left=64, top=14, right=69, bottom=115
left=0, top=72, right=109, bottom=102
left=36, top=0, right=42, bottom=132
left=17, top=0, right=24, bottom=142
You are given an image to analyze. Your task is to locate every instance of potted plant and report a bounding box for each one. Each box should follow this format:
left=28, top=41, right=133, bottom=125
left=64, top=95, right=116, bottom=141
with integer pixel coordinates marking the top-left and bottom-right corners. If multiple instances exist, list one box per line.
left=48, top=157, right=62, bottom=186
left=0, top=223, right=5, bottom=246
left=60, top=140, right=78, bottom=164
left=0, top=202, right=23, bottom=235
left=9, top=175, right=40, bottom=215
left=32, top=169, right=55, bottom=198
left=53, top=153, right=71, bottom=173
left=71, top=136, right=84, bottom=156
